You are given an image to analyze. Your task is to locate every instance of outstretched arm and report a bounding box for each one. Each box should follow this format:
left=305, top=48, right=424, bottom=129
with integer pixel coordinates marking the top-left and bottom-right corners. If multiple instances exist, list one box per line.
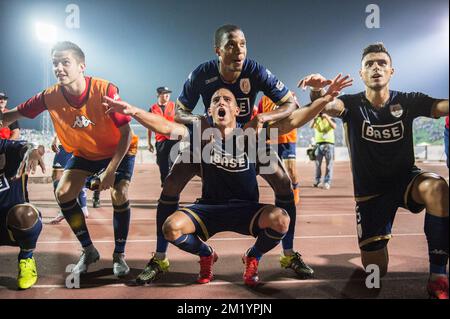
left=103, top=96, right=188, bottom=139
left=270, top=74, right=352, bottom=134
left=0, top=108, right=24, bottom=128
left=298, top=73, right=347, bottom=117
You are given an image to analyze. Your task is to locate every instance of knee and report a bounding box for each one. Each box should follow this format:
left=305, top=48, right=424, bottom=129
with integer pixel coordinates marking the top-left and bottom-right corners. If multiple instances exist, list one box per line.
left=7, top=204, right=40, bottom=230
left=111, top=181, right=129, bottom=206
left=269, top=208, right=290, bottom=234
left=162, top=217, right=183, bottom=242
left=55, top=184, right=74, bottom=204
left=421, top=176, right=448, bottom=199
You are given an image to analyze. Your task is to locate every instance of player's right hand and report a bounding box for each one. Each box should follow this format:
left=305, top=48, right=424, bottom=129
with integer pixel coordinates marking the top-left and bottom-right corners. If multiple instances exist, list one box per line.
left=148, top=144, right=155, bottom=153
left=325, top=73, right=353, bottom=98
left=51, top=139, right=60, bottom=153
left=297, top=73, right=332, bottom=90
left=103, top=96, right=136, bottom=116
left=16, top=145, right=46, bottom=179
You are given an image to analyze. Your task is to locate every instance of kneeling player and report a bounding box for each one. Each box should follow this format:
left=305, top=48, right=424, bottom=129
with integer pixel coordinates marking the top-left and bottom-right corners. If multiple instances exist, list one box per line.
left=103, top=83, right=347, bottom=285
left=0, top=139, right=45, bottom=289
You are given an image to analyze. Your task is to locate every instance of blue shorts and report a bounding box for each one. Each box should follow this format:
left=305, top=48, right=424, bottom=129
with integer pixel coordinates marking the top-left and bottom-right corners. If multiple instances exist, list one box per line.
left=179, top=200, right=269, bottom=241
left=52, top=145, right=73, bottom=169
left=65, top=155, right=136, bottom=184
left=277, top=143, right=296, bottom=160
left=356, top=167, right=427, bottom=251
left=0, top=175, right=28, bottom=246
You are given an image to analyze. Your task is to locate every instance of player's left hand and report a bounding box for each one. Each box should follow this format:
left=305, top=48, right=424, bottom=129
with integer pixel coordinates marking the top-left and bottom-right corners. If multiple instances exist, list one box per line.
left=16, top=145, right=46, bottom=179
left=103, top=96, right=136, bottom=116
left=99, top=169, right=116, bottom=191
left=243, top=113, right=266, bottom=135
left=324, top=73, right=353, bottom=98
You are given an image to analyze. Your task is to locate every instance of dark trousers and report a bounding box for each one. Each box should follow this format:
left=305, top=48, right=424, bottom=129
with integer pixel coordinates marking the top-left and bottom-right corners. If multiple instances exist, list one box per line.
left=156, top=139, right=180, bottom=186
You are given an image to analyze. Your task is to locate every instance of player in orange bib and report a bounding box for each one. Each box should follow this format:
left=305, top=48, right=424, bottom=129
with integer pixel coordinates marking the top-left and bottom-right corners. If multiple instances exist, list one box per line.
left=257, top=94, right=300, bottom=204
left=0, top=41, right=138, bottom=277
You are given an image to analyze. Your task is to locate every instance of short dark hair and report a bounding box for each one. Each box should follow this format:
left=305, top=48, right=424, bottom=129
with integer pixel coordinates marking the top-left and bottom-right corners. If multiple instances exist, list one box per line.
left=51, top=41, right=85, bottom=63
left=362, top=42, right=392, bottom=64
left=214, top=24, right=242, bottom=48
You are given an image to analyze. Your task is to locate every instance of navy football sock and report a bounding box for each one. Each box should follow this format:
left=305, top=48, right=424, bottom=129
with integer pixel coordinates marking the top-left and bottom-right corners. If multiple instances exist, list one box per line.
left=247, top=228, right=286, bottom=261
left=60, top=199, right=92, bottom=247
left=171, top=234, right=211, bottom=257
left=10, top=216, right=43, bottom=260
left=276, top=194, right=296, bottom=251
left=424, top=213, right=449, bottom=275
left=156, top=194, right=179, bottom=254
left=113, top=201, right=131, bottom=254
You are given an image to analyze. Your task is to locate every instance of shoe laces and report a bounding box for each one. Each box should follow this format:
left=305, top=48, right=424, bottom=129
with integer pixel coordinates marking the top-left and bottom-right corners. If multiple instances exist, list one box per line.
left=19, top=259, right=35, bottom=275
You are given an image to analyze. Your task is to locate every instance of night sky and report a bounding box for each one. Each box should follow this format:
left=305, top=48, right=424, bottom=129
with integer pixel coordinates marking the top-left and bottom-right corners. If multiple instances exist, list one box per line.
left=0, top=0, right=448, bottom=129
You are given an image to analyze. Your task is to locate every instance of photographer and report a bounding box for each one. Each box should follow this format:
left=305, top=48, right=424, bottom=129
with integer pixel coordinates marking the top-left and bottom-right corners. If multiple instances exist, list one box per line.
left=310, top=112, right=336, bottom=189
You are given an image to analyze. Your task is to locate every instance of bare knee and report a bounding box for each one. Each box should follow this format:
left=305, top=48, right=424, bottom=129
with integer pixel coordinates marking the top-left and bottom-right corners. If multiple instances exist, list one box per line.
left=267, top=207, right=290, bottom=234
left=162, top=216, right=184, bottom=242
left=55, top=184, right=75, bottom=204
left=111, top=180, right=129, bottom=206
left=7, top=204, right=40, bottom=229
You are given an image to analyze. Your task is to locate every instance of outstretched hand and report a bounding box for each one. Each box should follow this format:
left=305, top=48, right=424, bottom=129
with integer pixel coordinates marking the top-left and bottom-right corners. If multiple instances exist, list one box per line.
left=325, top=74, right=353, bottom=98
left=297, top=73, right=332, bottom=90
left=103, top=96, right=136, bottom=116
left=16, top=145, right=46, bottom=179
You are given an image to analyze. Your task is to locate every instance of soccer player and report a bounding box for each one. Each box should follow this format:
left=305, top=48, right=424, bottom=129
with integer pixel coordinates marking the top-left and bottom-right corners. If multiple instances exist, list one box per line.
left=49, top=135, right=89, bottom=224
left=0, top=41, right=139, bottom=278
left=295, top=43, right=449, bottom=299
left=258, top=94, right=300, bottom=204
left=143, top=24, right=314, bottom=283
left=0, top=138, right=45, bottom=289
left=103, top=82, right=346, bottom=285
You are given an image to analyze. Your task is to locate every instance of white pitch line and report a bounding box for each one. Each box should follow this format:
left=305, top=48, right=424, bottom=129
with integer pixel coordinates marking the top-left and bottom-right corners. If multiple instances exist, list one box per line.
left=41, top=212, right=413, bottom=222
left=0, top=275, right=429, bottom=290
left=35, top=233, right=424, bottom=245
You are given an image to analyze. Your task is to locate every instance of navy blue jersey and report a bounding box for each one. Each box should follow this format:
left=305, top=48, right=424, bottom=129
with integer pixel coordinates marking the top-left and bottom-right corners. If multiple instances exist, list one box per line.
left=178, top=59, right=291, bottom=124
left=339, top=91, right=437, bottom=197
left=200, top=134, right=260, bottom=202
left=0, top=139, right=28, bottom=212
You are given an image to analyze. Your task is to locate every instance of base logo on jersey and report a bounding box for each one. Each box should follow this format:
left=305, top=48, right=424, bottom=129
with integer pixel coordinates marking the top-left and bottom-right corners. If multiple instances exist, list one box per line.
left=210, top=144, right=249, bottom=172
left=362, top=120, right=404, bottom=143
left=0, top=173, right=10, bottom=193
left=72, top=115, right=95, bottom=128
left=389, top=104, right=403, bottom=118
left=240, top=78, right=251, bottom=94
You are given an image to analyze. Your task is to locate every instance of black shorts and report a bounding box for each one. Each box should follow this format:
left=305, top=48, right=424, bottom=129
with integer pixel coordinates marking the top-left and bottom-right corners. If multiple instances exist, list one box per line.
left=356, top=167, right=428, bottom=250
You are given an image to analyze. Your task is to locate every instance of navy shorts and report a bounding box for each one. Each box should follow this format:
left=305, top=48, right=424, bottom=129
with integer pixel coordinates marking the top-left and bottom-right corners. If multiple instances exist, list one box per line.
left=277, top=143, right=296, bottom=160
left=65, top=154, right=136, bottom=184
left=52, top=145, right=73, bottom=169
left=356, top=167, right=427, bottom=251
left=179, top=200, right=270, bottom=241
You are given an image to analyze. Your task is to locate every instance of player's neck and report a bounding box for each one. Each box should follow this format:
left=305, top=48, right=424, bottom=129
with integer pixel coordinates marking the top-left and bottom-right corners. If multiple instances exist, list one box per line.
left=365, top=86, right=390, bottom=108
left=219, top=64, right=241, bottom=84
left=216, top=123, right=236, bottom=139
left=63, top=76, right=86, bottom=96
